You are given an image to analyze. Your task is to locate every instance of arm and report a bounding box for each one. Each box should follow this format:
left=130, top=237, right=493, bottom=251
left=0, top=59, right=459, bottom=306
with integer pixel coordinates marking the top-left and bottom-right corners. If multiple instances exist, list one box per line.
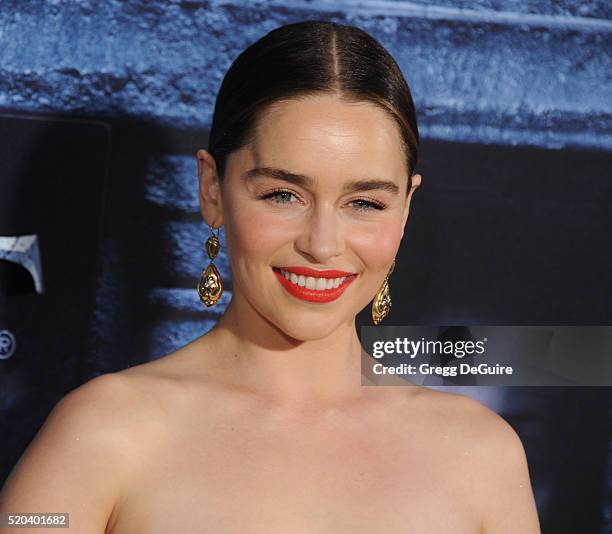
left=476, top=406, right=541, bottom=534
left=0, top=373, right=132, bottom=534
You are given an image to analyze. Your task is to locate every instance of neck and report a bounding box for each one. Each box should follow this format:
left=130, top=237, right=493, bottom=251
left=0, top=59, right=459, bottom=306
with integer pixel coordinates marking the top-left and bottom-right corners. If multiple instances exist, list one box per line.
left=201, top=295, right=373, bottom=408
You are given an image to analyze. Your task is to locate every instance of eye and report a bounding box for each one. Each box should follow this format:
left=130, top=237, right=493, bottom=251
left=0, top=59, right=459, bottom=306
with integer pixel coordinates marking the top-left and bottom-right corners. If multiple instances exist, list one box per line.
left=259, top=189, right=387, bottom=212
left=260, top=189, right=300, bottom=205
left=350, top=198, right=387, bottom=211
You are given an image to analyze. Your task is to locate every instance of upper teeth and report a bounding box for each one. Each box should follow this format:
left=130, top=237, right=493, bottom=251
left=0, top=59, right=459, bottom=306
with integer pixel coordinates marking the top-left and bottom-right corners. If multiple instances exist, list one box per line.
left=279, top=269, right=347, bottom=290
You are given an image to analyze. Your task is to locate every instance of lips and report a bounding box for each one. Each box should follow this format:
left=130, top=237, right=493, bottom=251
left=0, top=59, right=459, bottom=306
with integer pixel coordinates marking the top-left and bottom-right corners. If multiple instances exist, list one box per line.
left=272, top=267, right=356, bottom=303
left=273, top=265, right=357, bottom=278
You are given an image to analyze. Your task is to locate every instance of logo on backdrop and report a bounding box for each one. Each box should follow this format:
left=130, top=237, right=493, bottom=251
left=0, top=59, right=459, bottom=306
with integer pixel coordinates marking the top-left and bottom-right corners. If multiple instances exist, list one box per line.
left=0, top=235, right=44, bottom=294
left=0, top=330, right=16, bottom=360
left=0, top=234, right=44, bottom=360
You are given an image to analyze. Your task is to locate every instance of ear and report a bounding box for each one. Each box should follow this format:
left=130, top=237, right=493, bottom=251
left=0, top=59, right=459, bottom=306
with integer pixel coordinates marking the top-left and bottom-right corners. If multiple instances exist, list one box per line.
left=197, top=149, right=223, bottom=227
left=400, top=173, right=422, bottom=239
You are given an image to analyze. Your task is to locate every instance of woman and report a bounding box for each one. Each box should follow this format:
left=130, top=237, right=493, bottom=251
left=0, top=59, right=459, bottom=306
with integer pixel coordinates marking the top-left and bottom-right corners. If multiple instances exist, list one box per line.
left=0, top=21, right=540, bottom=533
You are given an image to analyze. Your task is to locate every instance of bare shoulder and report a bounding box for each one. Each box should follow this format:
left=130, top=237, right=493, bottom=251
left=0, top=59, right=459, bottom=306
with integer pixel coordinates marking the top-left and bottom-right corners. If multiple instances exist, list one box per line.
left=416, top=387, right=531, bottom=474
left=50, top=371, right=165, bottom=438
left=414, top=388, right=541, bottom=533
left=59, top=371, right=146, bottom=417
left=404, top=387, right=513, bottom=439
left=0, top=372, right=156, bottom=534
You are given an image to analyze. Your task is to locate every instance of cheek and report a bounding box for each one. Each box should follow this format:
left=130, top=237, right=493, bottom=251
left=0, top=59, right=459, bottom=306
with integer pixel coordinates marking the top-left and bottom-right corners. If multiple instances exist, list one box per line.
left=349, top=221, right=403, bottom=270
left=224, top=200, right=289, bottom=262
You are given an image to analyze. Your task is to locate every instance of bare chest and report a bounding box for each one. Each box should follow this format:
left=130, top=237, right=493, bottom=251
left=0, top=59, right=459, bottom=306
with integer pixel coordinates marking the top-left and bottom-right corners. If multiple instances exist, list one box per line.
left=108, top=408, right=481, bottom=534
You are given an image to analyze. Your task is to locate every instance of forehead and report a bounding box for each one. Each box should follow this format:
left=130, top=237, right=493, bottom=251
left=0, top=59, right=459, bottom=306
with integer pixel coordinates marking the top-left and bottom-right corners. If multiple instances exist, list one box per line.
left=248, top=94, right=407, bottom=183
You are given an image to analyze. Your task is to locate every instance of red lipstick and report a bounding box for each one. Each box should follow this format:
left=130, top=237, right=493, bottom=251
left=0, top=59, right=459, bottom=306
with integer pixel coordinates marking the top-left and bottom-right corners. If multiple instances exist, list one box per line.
left=272, top=267, right=357, bottom=303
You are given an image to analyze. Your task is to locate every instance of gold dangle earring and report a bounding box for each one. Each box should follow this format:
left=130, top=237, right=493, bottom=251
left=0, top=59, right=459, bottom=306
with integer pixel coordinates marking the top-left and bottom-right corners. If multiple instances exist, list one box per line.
left=371, top=258, right=396, bottom=325
left=197, top=225, right=223, bottom=307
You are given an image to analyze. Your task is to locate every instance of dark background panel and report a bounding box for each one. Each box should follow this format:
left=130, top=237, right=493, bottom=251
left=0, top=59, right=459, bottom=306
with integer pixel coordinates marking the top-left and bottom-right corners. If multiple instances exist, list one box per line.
left=384, top=140, right=612, bottom=325
left=0, top=114, right=110, bottom=482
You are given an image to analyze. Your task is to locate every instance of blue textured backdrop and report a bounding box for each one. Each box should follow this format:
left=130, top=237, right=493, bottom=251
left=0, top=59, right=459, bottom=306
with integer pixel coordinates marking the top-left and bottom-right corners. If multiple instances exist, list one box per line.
left=1, top=1, right=610, bottom=148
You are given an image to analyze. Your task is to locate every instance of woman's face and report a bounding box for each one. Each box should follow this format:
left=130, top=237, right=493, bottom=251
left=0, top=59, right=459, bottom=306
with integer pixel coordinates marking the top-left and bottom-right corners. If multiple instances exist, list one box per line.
left=202, top=93, right=420, bottom=341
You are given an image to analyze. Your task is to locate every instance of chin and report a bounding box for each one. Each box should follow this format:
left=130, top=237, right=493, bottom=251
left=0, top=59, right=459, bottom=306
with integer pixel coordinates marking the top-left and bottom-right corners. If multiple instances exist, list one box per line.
left=275, top=316, right=342, bottom=342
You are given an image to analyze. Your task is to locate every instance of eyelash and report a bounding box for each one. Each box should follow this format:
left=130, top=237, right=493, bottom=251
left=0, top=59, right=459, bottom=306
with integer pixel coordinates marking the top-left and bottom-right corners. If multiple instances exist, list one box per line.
left=260, top=189, right=388, bottom=211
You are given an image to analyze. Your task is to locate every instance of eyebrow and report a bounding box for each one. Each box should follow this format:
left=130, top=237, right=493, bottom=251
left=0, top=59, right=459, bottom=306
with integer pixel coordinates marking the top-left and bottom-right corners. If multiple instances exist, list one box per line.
left=243, top=167, right=400, bottom=195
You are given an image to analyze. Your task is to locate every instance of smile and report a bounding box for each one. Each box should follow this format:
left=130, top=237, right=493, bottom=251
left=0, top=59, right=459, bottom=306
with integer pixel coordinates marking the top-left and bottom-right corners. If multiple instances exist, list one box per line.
left=272, top=267, right=357, bottom=303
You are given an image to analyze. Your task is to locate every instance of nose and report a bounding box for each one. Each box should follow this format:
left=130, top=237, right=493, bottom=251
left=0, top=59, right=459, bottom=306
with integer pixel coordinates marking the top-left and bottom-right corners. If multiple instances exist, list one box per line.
left=294, top=203, right=345, bottom=263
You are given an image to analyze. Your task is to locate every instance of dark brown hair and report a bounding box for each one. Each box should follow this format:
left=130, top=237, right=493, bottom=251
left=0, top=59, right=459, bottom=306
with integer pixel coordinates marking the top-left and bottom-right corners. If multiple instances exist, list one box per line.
left=207, top=20, right=419, bottom=192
